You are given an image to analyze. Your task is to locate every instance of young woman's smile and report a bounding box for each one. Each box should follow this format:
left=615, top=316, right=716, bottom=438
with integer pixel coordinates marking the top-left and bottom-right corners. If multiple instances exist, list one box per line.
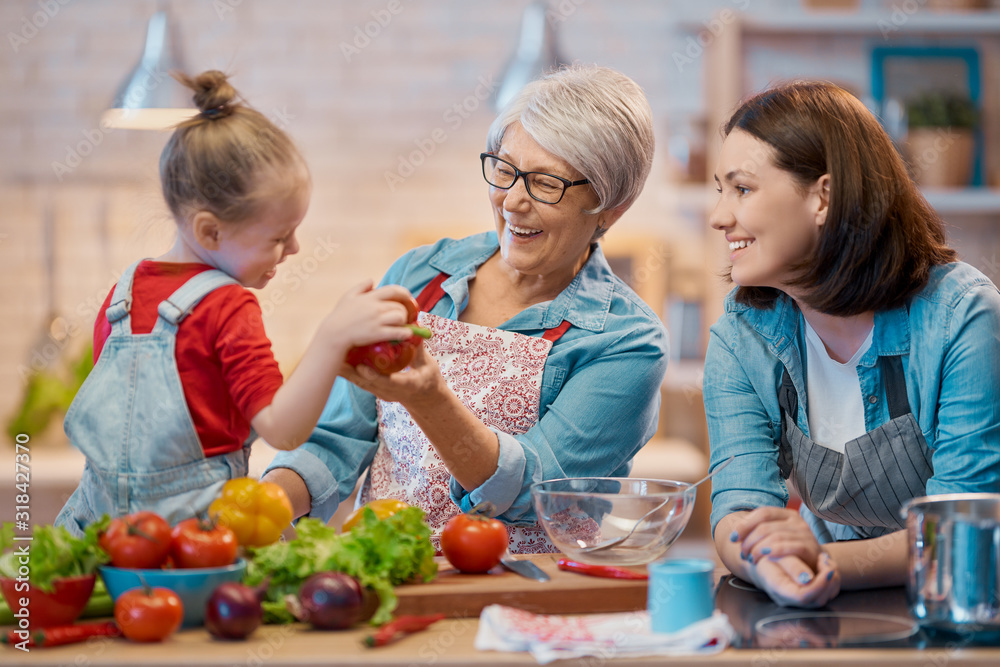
left=709, top=129, right=827, bottom=295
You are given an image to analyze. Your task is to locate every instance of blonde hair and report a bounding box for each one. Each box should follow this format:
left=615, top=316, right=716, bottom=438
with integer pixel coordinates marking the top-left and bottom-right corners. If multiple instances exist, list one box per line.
left=160, top=70, right=307, bottom=224
left=486, top=65, right=654, bottom=229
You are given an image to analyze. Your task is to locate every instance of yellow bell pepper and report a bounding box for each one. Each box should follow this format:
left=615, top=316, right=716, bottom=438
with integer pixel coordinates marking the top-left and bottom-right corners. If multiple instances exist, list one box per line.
left=341, top=498, right=410, bottom=533
left=208, top=478, right=293, bottom=547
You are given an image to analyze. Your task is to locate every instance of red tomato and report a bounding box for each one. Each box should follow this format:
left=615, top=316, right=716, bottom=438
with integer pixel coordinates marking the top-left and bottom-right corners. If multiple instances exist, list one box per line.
left=114, top=586, right=183, bottom=642
left=100, top=511, right=172, bottom=569
left=169, top=518, right=238, bottom=569
left=440, top=513, right=508, bottom=574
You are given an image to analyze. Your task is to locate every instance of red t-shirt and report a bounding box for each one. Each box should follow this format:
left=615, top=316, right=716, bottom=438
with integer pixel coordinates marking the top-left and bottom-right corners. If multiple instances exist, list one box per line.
left=94, top=261, right=284, bottom=457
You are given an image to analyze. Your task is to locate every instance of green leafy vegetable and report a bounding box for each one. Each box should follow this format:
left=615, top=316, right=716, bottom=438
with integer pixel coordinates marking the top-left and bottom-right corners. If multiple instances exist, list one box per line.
left=244, top=507, right=436, bottom=626
left=7, top=343, right=94, bottom=440
left=0, top=518, right=110, bottom=593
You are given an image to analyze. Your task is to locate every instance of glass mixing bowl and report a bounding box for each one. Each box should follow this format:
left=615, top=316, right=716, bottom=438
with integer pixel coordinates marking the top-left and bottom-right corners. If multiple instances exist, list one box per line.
left=531, top=477, right=696, bottom=566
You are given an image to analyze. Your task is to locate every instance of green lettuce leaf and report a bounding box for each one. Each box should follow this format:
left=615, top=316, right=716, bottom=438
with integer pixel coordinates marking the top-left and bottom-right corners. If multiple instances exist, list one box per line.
left=244, top=506, right=436, bottom=625
left=0, top=518, right=110, bottom=593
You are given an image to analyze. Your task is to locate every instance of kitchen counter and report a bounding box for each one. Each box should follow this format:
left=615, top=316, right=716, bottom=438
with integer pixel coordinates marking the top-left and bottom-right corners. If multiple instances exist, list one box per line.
left=7, top=564, right=1000, bottom=666
left=7, top=618, right=1000, bottom=666
left=4, top=445, right=998, bottom=665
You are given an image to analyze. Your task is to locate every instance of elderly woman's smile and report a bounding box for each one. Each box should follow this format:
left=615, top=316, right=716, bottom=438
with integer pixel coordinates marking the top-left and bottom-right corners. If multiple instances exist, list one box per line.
left=508, top=224, right=542, bottom=238
left=490, top=122, right=603, bottom=284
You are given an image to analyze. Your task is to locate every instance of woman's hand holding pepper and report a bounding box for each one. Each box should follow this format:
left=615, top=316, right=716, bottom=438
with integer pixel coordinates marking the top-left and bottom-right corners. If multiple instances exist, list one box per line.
left=341, top=344, right=447, bottom=409
left=343, top=343, right=500, bottom=491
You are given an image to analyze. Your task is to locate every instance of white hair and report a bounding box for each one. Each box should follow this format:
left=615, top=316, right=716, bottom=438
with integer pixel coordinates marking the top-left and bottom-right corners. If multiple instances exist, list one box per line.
left=486, top=64, right=655, bottom=228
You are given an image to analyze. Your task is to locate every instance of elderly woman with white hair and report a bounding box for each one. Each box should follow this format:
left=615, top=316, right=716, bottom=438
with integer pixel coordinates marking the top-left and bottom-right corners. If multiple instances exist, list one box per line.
left=263, top=65, right=669, bottom=552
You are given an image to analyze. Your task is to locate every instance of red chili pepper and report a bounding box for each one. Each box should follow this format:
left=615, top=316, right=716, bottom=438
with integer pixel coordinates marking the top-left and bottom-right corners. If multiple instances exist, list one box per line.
left=557, top=558, right=649, bottom=580
left=2, top=621, right=121, bottom=648
left=363, top=613, right=446, bottom=648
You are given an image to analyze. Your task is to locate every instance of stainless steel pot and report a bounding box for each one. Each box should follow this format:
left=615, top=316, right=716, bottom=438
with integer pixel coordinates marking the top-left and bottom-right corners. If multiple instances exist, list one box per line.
left=900, top=493, right=1000, bottom=637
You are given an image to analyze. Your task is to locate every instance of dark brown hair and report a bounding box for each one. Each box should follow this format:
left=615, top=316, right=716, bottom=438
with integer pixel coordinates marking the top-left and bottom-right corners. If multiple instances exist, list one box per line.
left=724, top=80, right=956, bottom=315
left=160, top=70, right=307, bottom=224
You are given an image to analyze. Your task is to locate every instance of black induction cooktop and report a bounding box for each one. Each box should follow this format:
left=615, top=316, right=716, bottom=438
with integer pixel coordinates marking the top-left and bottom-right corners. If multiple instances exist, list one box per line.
left=715, top=575, right=1000, bottom=649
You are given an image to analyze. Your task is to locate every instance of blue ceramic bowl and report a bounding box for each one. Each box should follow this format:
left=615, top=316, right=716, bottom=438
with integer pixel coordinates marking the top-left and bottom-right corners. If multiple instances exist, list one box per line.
left=99, top=559, right=246, bottom=627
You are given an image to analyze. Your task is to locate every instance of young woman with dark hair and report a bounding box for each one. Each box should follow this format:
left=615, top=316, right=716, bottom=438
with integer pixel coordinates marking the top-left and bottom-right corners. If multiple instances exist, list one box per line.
left=704, top=80, right=1000, bottom=607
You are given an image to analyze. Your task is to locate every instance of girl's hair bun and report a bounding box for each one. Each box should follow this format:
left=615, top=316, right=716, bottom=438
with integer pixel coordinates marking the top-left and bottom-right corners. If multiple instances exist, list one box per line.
left=173, top=69, right=238, bottom=120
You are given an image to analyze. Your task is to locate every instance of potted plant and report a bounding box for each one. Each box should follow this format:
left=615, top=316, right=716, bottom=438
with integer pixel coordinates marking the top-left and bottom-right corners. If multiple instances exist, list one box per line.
left=905, top=91, right=979, bottom=188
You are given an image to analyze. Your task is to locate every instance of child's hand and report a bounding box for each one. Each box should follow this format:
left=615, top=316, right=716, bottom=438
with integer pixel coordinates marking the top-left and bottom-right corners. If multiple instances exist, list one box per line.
left=323, top=280, right=416, bottom=350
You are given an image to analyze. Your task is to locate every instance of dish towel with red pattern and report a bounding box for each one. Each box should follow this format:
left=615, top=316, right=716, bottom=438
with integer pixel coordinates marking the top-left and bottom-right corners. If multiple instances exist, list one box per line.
left=475, top=604, right=736, bottom=664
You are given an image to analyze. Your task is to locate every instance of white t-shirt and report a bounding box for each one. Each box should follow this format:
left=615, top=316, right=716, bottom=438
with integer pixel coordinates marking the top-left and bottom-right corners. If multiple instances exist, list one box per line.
left=803, top=319, right=874, bottom=453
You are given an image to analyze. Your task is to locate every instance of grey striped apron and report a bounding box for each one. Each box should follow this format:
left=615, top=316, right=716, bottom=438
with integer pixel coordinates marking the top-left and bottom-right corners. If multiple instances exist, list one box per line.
left=777, top=355, right=934, bottom=541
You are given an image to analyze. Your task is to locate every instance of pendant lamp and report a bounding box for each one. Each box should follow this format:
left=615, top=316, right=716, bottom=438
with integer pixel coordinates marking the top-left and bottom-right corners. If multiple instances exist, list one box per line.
left=100, top=10, right=196, bottom=130
left=494, top=1, right=565, bottom=112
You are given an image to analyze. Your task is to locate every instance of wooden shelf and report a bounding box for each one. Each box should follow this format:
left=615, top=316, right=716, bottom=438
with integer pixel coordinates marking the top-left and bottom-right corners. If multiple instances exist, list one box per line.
left=687, top=10, right=1000, bottom=35
left=669, top=183, right=1000, bottom=217
left=923, top=187, right=1000, bottom=215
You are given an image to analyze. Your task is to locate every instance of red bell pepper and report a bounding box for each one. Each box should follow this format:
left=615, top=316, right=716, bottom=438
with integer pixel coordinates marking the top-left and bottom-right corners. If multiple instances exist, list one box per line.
left=346, top=323, right=432, bottom=374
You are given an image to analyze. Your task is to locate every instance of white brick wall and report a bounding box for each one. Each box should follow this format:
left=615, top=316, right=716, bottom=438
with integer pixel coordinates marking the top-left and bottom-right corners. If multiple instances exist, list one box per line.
left=2, top=0, right=998, bottom=444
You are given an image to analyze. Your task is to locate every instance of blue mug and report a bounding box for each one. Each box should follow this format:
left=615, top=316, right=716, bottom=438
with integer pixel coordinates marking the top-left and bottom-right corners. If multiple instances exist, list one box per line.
left=648, top=558, right=716, bottom=633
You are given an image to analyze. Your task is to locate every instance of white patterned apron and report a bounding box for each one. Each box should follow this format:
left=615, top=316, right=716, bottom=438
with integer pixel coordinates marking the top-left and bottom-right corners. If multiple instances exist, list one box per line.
left=358, top=273, right=570, bottom=553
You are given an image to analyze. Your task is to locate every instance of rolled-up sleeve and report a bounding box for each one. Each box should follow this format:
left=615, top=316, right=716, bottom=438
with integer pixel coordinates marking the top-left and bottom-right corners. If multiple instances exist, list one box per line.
left=704, top=325, right=787, bottom=535
left=449, top=431, right=526, bottom=515
left=925, top=282, right=1000, bottom=495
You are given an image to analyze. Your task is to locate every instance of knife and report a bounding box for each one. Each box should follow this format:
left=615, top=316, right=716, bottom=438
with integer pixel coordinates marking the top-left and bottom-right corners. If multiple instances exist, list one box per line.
left=500, top=553, right=550, bottom=582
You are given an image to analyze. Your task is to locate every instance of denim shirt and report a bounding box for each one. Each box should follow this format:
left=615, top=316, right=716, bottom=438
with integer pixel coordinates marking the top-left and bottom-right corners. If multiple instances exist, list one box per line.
left=705, top=261, right=1000, bottom=534
left=267, top=232, right=670, bottom=524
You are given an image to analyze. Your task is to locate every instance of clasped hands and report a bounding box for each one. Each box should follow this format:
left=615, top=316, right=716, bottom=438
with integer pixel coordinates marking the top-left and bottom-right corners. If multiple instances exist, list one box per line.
left=729, top=507, right=841, bottom=608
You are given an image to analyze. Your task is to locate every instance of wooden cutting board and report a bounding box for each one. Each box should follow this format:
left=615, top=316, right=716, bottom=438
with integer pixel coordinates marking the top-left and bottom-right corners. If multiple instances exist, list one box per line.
left=393, top=553, right=648, bottom=618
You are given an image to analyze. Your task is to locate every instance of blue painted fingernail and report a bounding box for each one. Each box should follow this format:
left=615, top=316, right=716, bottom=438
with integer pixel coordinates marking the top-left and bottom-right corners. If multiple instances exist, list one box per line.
left=798, top=572, right=812, bottom=584
left=747, top=554, right=754, bottom=564
left=729, top=530, right=739, bottom=542
left=761, top=547, right=771, bottom=555
left=739, top=551, right=746, bottom=560
left=827, top=571, right=833, bottom=581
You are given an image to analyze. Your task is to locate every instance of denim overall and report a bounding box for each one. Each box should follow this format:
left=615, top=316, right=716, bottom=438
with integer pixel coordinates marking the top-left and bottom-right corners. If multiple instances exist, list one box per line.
left=55, top=261, right=254, bottom=537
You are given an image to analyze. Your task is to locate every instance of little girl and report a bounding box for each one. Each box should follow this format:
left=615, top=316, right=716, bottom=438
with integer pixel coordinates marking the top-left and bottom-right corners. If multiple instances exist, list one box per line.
left=55, top=70, right=415, bottom=535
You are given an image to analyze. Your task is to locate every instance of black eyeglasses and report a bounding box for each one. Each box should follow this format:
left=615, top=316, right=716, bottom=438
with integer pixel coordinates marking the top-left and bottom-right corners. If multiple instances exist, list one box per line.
left=480, top=153, right=590, bottom=204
